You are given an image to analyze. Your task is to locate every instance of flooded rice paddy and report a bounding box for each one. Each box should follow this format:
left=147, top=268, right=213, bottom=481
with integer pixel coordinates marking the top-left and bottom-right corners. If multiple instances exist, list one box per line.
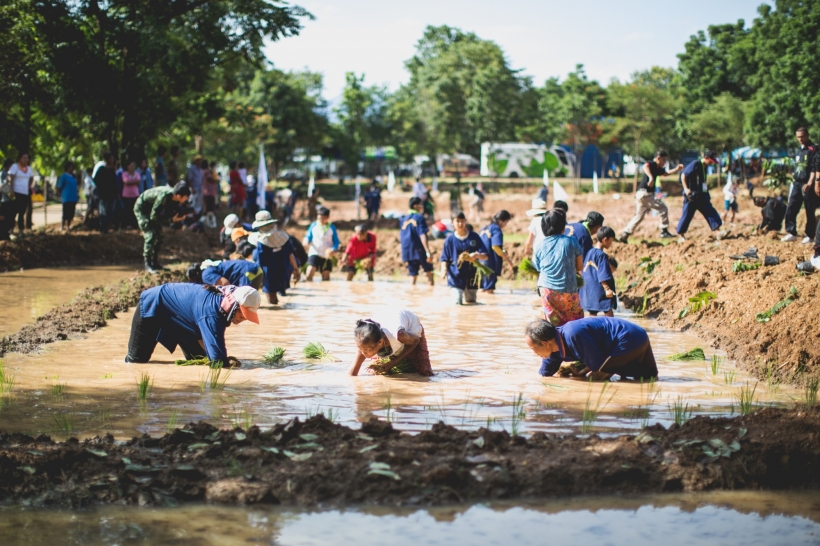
left=0, top=278, right=802, bottom=440
left=2, top=491, right=819, bottom=545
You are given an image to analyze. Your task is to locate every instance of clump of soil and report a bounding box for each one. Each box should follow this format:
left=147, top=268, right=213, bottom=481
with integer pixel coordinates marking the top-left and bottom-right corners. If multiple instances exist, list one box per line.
left=612, top=233, right=819, bottom=385
left=0, top=270, right=185, bottom=356
left=0, top=408, right=817, bottom=507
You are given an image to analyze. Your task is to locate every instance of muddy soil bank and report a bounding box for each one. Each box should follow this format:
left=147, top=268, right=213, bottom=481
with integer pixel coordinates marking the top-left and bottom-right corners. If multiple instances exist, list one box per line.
left=611, top=233, right=819, bottom=385
left=0, top=229, right=211, bottom=273
left=0, top=408, right=817, bottom=508
left=0, top=270, right=185, bottom=356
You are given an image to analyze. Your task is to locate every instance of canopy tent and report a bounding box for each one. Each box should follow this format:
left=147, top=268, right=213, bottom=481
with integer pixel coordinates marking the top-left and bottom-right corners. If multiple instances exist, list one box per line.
left=727, top=146, right=787, bottom=160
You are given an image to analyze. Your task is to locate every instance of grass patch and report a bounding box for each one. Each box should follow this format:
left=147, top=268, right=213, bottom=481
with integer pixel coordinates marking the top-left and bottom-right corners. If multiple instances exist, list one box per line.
left=51, top=382, right=67, bottom=398
left=201, top=362, right=232, bottom=390
left=230, top=406, right=254, bottom=430
left=710, top=355, right=724, bottom=375
left=510, top=393, right=526, bottom=436
left=756, top=287, right=798, bottom=323
left=638, top=256, right=661, bottom=274
left=668, top=347, right=706, bottom=361
left=52, top=412, right=75, bottom=432
left=0, top=360, right=15, bottom=394
left=724, top=370, right=736, bottom=385
left=303, top=342, right=337, bottom=361
left=804, top=376, right=820, bottom=407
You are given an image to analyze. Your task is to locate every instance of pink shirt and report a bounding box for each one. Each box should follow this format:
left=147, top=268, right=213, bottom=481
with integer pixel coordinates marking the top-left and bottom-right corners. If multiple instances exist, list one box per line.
left=202, top=169, right=217, bottom=197
left=122, top=171, right=141, bottom=198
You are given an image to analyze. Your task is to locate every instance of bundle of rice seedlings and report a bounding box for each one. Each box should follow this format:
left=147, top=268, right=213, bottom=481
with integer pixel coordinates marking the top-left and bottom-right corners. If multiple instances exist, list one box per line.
left=456, top=251, right=473, bottom=268
left=303, top=342, right=339, bottom=361
left=472, top=261, right=495, bottom=286
left=175, top=357, right=211, bottom=366
left=368, top=359, right=415, bottom=375
left=518, top=257, right=538, bottom=277
left=263, top=346, right=286, bottom=365
left=576, top=273, right=584, bottom=288
left=668, top=347, right=706, bottom=361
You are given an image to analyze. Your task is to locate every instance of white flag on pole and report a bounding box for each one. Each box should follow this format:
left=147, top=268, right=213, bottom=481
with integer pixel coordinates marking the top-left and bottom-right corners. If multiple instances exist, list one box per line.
left=387, top=171, right=396, bottom=192
left=593, top=171, right=599, bottom=194
left=256, top=145, right=267, bottom=210
left=355, top=175, right=361, bottom=199
left=307, top=175, right=315, bottom=198
left=553, top=180, right=569, bottom=202
left=543, top=168, right=549, bottom=187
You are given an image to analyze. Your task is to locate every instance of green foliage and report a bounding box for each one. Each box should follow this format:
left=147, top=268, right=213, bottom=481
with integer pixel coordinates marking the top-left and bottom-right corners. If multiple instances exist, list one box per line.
left=710, top=355, right=724, bottom=375
left=736, top=382, right=757, bottom=416
left=678, top=291, right=717, bottom=319
left=762, top=158, right=795, bottom=191
left=668, top=348, right=706, bottom=361
left=756, top=287, right=798, bottom=323
left=303, top=342, right=331, bottom=360
left=687, top=93, right=746, bottom=154
left=805, top=376, right=820, bottom=407
left=581, top=380, right=616, bottom=434
left=638, top=257, right=661, bottom=274
left=668, top=396, right=694, bottom=426
left=517, top=257, right=538, bottom=278
left=137, top=374, right=153, bottom=401
left=0, top=360, right=15, bottom=395
left=732, top=260, right=761, bottom=273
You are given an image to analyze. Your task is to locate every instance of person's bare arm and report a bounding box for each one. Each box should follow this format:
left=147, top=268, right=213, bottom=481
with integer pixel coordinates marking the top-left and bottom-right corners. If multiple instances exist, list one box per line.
left=420, top=233, right=432, bottom=260
left=439, top=261, right=449, bottom=279
left=396, top=330, right=420, bottom=353
left=680, top=173, right=690, bottom=195
left=524, top=232, right=535, bottom=255
left=601, top=282, right=614, bottom=298
left=643, top=163, right=654, bottom=186
left=349, top=350, right=367, bottom=376
left=575, top=255, right=583, bottom=273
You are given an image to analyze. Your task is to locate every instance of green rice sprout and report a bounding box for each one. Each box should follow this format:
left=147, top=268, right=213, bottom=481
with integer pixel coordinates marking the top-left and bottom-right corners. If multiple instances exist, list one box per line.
left=736, top=382, right=758, bottom=416
left=710, top=355, right=724, bottom=375
left=137, top=373, right=153, bottom=400
left=636, top=293, right=650, bottom=316
left=732, top=260, right=761, bottom=273
left=804, top=376, right=820, bottom=407
left=668, top=347, right=706, bottom=361
left=517, top=257, right=538, bottom=277
left=166, top=411, right=179, bottom=433
left=230, top=406, right=254, bottom=430
left=204, top=362, right=231, bottom=390
left=724, top=370, right=736, bottom=385
left=756, top=287, right=798, bottom=323
left=383, top=394, right=393, bottom=423
left=263, top=346, right=286, bottom=365
left=638, top=256, right=661, bottom=274
left=678, top=291, right=717, bottom=319
left=52, top=412, right=75, bottom=432
left=581, top=380, right=616, bottom=434
left=472, top=261, right=495, bottom=286
left=51, top=382, right=67, bottom=398
left=175, top=357, right=211, bottom=366
left=511, top=393, right=526, bottom=436
left=303, top=342, right=336, bottom=361
left=0, top=360, right=15, bottom=394
left=668, top=395, right=693, bottom=426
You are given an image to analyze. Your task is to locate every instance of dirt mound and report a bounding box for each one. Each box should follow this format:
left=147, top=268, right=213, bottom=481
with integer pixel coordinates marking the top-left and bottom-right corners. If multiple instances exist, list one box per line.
left=0, top=408, right=817, bottom=507
left=612, top=233, right=819, bottom=385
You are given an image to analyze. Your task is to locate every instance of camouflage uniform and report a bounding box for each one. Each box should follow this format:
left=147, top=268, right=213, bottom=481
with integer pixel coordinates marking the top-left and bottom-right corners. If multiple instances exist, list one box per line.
left=134, top=186, right=178, bottom=266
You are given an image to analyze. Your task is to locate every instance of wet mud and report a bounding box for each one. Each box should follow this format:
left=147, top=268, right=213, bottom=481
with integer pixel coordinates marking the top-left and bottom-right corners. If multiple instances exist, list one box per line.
left=0, top=408, right=818, bottom=508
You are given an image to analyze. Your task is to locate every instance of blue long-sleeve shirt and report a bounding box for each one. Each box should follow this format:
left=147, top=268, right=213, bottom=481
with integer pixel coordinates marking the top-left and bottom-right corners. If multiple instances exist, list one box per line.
left=139, top=283, right=231, bottom=362
left=554, top=317, right=648, bottom=372
left=201, top=260, right=263, bottom=288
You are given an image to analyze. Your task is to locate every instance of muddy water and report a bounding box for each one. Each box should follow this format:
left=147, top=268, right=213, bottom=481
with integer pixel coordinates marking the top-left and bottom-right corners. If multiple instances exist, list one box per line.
left=0, top=266, right=137, bottom=335
left=2, top=491, right=819, bottom=545
left=0, top=279, right=801, bottom=440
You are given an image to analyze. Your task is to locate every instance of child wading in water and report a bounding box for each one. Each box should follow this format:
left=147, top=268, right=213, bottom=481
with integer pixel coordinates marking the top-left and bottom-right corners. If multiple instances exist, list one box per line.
left=478, top=210, right=516, bottom=293
left=400, top=197, right=434, bottom=285
left=580, top=226, right=617, bottom=317
left=349, top=310, right=433, bottom=376
left=440, top=212, right=489, bottom=304
left=341, top=224, right=377, bottom=281
left=303, top=206, right=340, bottom=281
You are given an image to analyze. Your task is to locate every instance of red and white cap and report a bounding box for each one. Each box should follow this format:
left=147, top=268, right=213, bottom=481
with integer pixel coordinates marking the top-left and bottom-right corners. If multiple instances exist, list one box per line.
left=233, top=286, right=261, bottom=324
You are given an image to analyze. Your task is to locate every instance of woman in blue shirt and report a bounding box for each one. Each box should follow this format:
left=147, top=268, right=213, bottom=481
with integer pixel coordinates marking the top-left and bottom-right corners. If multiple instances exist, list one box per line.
left=478, top=210, right=516, bottom=293
left=55, top=161, right=79, bottom=231
left=525, top=317, right=658, bottom=379
left=125, top=283, right=261, bottom=366
left=533, top=208, right=584, bottom=325
left=201, top=253, right=264, bottom=290
left=440, top=212, right=489, bottom=304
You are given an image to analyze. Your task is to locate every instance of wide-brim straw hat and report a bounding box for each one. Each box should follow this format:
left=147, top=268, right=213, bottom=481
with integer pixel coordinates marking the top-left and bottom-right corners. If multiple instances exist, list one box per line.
left=251, top=210, right=277, bottom=229
left=526, top=198, right=548, bottom=217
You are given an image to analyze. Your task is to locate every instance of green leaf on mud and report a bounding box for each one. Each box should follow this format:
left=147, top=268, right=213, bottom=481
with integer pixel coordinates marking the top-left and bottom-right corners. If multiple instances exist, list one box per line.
left=20, top=466, right=35, bottom=475
left=359, top=444, right=378, bottom=454
left=729, top=441, right=741, bottom=451
left=122, top=457, right=132, bottom=464
left=286, top=452, right=313, bottom=462
left=261, top=446, right=279, bottom=454
left=738, top=428, right=747, bottom=438
left=86, top=449, right=108, bottom=458
left=634, top=432, right=655, bottom=444
left=26, top=451, right=44, bottom=456
left=296, top=442, right=323, bottom=450
left=367, top=469, right=401, bottom=480
left=472, top=437, right=485, bottom=448
left=673, top=439, right=704, bottom=446
left=369, top=462, right=391, bottom=471
left=300, top=433, right=319, bottom=441
left=187, top=443, right=210, bottom=451
left=357, top=433, right=373, bottom=441
left=234, top=432, right=246, bottom=441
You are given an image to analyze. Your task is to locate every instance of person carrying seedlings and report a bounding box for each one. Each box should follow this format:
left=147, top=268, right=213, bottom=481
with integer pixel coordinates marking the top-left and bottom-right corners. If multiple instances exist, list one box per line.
left=782, top=127, right=817, bottom=243
left=525, top=317, right=658, bottom=380
left=565, top=211, right=604, bottom=259
left=676, top=150, right=726, bottom=243
left=134, top=183, right=191, bottom=273
left=302, top=206, right=340, bottom=282
left=440, top=211, right=490, bottom=305
left=400, top=197, right=434, bottom=285
left=125, top=284, right=261, bottom=367
left=348, top=310, right=432, bottom=377
left=341, top=224, right=377, bottom=281
left=252, top=210, right=300, bottom=303
left=478, top=210, right=516, bottom=293
left=580, top=226, right=617, bottom=317
left=723, top=175, right=739, bottom=224
left=55, top=161, right=79, bottom=232
left=618, top=150, right=682, bottom=242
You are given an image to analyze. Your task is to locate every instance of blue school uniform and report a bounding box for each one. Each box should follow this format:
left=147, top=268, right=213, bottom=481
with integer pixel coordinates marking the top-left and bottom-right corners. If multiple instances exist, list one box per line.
left=257, top=239, right=295, bottom=295
left=479, top=222, right=504, bottom=290
left=540, top=317, right=648, bottom=376
left=364, top=188, right=381, bottom=214
left=400, top=211, right=433, bottom=275
left=139, top=283, right=230, bottom=363
left=564, top=222, right=593, bottom=258
left=580, top=247, right=616, bottom=312
left=201, top=260, right=263, bottom=289
left=56, top=173, right=79, bottom=203
left=440, top=232, right=490, bottom=289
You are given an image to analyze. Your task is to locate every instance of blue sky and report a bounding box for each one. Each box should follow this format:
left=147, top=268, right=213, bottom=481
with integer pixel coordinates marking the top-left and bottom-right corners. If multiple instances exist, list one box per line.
left=264, top=0, right=766, bottom=101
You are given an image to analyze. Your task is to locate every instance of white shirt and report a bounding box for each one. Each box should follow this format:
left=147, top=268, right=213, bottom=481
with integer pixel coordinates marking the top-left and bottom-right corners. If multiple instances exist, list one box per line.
left=413, top=182, right=427, bottom=199
left=723, top=182, right=738, bottom=202
left=379, top=309, right=423, bottom=358
left=238, top=168, right=248, bottom=186
left=8, top=163, right=36, bottom=194
left=528, top=216, right=546, bottom=255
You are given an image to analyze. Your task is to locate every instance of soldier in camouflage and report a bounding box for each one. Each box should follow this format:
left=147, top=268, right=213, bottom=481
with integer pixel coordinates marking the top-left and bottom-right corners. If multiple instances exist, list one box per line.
left=134, top=183, right=191, bottom=273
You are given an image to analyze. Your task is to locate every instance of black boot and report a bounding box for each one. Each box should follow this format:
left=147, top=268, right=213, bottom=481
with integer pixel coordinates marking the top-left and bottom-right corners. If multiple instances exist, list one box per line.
left=660, top=229, right=674, bottom=239
left=145, top=259, right=158, bottom=274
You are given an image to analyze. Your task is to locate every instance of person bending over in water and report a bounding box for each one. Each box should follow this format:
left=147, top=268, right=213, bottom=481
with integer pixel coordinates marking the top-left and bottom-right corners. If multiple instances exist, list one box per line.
left=341, top=224, right=377, bottom=281
left=524, top=317, right=658, bottom=380
left=198, top=243, right=263, bottom=290
left=349, top=309, right=433, bottom=376
left=125, top=284, right=260, bottom=367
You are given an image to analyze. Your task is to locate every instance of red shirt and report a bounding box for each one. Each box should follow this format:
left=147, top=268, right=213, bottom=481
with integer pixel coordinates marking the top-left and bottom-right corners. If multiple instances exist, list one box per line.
left=344, top=232, right=377, bottom=267
left=229, top=170, right=246, bottom=202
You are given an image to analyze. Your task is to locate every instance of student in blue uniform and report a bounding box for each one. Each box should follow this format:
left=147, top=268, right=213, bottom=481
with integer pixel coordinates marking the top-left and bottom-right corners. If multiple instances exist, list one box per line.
left=580, top=226, right=617, bottom=316
left=440, top=211, right=490, bottom=304
left=525, top=317, right=658, bottom=380
left=400, top=197, right=434, bottom=285
left=478, top=210, right=516, bottom=293
left=565, top=211, right=604, bottom=258
left=676, top=150, right=725, bottom=242
left=252, top=211, right=300, bottom=304
left=201, top=250, right=264, bottom=290
left=363, top=182, right=382, bottom=224
left=125, top=284, right=261, bottom=366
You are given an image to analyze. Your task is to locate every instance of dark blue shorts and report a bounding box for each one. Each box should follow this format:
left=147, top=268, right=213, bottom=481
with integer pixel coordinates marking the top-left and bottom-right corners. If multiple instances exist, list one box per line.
left=406, top=259, right=433, bottom=276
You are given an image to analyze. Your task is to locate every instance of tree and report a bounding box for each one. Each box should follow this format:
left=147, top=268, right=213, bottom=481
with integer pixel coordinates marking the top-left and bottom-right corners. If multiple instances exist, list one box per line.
left=688, top=92, right=746, bottom=161
left=558, top=65, right=608, bottom=174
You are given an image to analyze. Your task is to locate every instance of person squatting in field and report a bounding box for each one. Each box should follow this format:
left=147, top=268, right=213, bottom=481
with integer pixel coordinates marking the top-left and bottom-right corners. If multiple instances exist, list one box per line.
left=348, top=309, right=433, bottom=377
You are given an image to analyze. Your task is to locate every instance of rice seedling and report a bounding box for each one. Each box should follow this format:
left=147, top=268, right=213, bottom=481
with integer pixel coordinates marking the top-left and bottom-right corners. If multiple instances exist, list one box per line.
left=51, top=382, right=67, bottom=398
left=638, top=256, right=661, bottom=274
left=736, top=382, right=758, bottom=416
left=710, top=355, right=724, bottom=375
left=204, top=362, right=231, bottom=390
left=303, top=342, right=336, bottom=361
left=230, top=407, right=254, bottom=430
left=668, top=395, right=693, bottom=426
left=633, top=378, right=661, bottom=429
left=510, top=393, right=526, bottom=436
left=472, top=261, right=495, bottom=286
left=52, top=412, right=75, bottom=432
left=383, top=394, right=393, bottom=423
left=263, top=346, right=286, bottom=365
left=581, top=381, right=616, bottom=434
left=166, top=410, right=180, bottom=433
left=636, top=293, right=650, bottom=316
left=137, top=373, right=153, bottom=400
left=0, top=360, right=15, bottom=394
left=732, top=260, right=761, bottom=273
left=803, top=376, right=820, bottom=407
left=668, top=347, right=706, bottom=361
left=678, top=291, right=717, bottom=319
left=724, top=370, right=736, bottom=385
left=756, top=287, right=798, bottom=323
left=175, top=357, right=211, bottom=366
left=517, top=257, right=538, bottom=278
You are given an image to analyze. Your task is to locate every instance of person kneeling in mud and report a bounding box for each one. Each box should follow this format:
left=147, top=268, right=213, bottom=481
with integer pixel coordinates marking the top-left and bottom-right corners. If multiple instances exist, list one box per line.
left=525, top=317, right=657, bottom=380
left=125, top=284, right=260, bottom=368
left=349, top=309, right=433, bottom=376
left=188, top=242, right=263, bottom=290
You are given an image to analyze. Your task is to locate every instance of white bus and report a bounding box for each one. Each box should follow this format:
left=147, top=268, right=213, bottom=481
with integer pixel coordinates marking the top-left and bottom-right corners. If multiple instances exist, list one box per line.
left=480, top=143, right=575, bottom=178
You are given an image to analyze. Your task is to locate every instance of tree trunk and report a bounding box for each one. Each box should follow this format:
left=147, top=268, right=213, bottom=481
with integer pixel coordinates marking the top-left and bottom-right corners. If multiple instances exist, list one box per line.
left=195, top=135, right=204, bottom=153
left=632, top=132, right=642, bottom=193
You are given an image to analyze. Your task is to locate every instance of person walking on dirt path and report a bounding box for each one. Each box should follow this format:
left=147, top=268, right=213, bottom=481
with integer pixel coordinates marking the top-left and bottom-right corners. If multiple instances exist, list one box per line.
left=782, top=127, right=817, bottom=243
left=55, top=161, right=79, bottom=232
left=676, top=151, right=726, bottom=243
left=617, top=150, right=682, bottom=243
left=154, top=146, right=168, bottom=187
left=580, top=226, right=617, bottom=317
left=363, top=182, right=382, bottom=225
left=440, top=211, right=490, bottom=305
left=252, top=210, right=301, bottom=303
left=525, top=317, right=658, bottom=380
left=125, top=284, right=260, bottom=367
left=479, top=210, right=516, bottom=293
left=0, top=158, right=14, bottom=240
left=94, top=152, right=119, bottom=234
left=400, top=197, right=435, bottom=285
left=303, top=206, right=340, bottom=282
left=341, top=224, right=377, bottom=281
left=565, top=211, right=604, bottom=258
left=722, top=175, right=739, bottom=224
left=349, top=310, right=433, bottom=377
left=134, top=183, right=191, bottom=273
left=7, top=152, right=36, bottom=235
